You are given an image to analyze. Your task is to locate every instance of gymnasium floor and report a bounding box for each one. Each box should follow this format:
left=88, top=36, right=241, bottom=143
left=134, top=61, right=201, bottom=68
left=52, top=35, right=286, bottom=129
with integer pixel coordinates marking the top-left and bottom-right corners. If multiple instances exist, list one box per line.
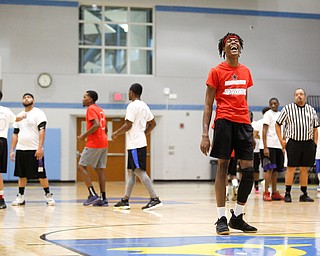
left=1, top=181, right=320, bottom=256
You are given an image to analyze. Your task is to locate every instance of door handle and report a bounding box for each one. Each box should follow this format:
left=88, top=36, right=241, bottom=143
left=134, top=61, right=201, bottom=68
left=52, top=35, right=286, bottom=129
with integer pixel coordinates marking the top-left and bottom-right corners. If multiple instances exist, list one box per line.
left=108, top=153, right=125, bottom=156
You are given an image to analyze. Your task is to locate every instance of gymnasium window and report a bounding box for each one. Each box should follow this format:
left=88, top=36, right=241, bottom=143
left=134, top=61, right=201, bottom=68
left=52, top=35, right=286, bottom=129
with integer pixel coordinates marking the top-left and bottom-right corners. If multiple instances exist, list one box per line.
left=79, top=5, right=153, bottom=75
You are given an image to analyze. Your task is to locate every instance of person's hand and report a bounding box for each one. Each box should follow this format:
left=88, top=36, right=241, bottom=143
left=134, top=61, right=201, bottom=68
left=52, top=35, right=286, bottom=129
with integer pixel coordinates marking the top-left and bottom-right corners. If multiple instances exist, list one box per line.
left=200, top=135, right=210, bottom=156
left=78, top=134, right=86, bottom=141
left=111, top=132, right=118, bottom=140
left=35, top=147, right=44, bottom=160
left=16, top=112, right=27, bottom=122
left=280, top=139, right=287, bottom=150
left=10, top=151, right=15, bottom=162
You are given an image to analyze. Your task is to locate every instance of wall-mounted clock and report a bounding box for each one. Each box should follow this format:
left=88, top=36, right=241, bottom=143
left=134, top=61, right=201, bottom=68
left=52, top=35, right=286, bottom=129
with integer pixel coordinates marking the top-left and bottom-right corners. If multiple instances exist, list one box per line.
left=37, top=73, right=52, bottom=88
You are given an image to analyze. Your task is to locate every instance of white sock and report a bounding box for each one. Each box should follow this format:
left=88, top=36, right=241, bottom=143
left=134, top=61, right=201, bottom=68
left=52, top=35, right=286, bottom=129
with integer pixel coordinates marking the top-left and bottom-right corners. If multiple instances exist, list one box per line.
left=226, top=186, right=228, bottom=196
left=217, top=207, right=226, bottom=219
left=234, top=204, right=245, bottom=217
left=232, top=178, right=239, bottom=187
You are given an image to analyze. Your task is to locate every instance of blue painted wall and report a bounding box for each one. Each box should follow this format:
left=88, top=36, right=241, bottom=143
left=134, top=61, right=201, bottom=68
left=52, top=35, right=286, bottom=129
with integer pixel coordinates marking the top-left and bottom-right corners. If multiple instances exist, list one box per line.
left=3, top=128, right=61, bottom=181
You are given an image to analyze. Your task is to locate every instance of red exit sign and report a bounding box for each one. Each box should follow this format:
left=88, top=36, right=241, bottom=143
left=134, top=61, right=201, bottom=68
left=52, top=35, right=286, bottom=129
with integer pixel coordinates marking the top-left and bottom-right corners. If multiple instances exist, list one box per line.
left=111, top=92, right=126, bottom=102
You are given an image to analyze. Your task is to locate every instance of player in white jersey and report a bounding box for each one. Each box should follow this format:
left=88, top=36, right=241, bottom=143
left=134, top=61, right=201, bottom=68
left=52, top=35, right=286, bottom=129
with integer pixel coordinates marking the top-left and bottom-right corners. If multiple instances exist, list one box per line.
left=10, top=93, right=55, bottom=206
left=112, top=83, right=162, bottom=211
left=251, top=111, right=260, bottom=194
left=262, top=98, right=284, bottom=201
left=253, top=107, right=270, bottom=193
left=0, top=91, right=25, bottom=209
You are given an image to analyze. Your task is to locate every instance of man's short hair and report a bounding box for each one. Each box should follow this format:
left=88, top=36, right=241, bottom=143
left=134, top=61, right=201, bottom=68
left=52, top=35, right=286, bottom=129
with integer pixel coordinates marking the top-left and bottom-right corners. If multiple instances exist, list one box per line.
left=86, top=90, right=98, bottom=103
left=294, top=88, right=306, bottom=96
left=130, top=83, right=143, bottom=96
left=23, top=93, right=34, bottom=99
left=0, top=90, right=3, bottom=101
left=269, top=97, right=279, bottom=103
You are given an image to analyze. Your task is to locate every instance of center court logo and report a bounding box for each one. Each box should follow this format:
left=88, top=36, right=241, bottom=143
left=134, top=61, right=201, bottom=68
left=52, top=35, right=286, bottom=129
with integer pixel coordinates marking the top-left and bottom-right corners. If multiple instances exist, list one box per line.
left=49, top=235, right=319, bottom=256
left=109, top=242, right=310, bottom=255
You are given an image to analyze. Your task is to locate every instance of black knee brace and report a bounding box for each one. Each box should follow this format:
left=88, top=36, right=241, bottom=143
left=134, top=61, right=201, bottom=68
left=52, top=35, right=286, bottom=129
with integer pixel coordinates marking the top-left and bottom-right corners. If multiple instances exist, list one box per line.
left=237, top=167, right=254, bottom=204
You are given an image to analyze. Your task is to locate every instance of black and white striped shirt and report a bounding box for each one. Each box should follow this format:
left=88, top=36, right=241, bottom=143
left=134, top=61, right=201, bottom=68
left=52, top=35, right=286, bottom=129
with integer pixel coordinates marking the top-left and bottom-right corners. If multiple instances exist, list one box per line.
left=276, top=103, right=319, bottom=141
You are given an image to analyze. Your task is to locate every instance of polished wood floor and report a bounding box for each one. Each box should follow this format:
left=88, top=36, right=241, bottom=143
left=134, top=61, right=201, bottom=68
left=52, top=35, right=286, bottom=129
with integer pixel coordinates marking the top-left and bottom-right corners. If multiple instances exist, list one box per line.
left=0, top=181, right=320, bottom=256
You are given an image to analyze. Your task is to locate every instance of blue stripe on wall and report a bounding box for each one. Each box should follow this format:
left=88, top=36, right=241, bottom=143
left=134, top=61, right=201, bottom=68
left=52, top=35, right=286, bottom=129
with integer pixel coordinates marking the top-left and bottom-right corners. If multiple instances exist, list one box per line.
left=1, top=102, right=270, bottom=112
left=1, top=2, right=318, bottom=19
left=155, top=5, right=320, bottom=20
left=0, top=0, right=78, bottom=7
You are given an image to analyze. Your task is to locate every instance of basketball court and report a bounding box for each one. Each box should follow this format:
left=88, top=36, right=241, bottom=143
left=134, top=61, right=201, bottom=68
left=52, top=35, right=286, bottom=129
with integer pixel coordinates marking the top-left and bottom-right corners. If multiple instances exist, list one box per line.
left=1, top=181, right=320, bottom=255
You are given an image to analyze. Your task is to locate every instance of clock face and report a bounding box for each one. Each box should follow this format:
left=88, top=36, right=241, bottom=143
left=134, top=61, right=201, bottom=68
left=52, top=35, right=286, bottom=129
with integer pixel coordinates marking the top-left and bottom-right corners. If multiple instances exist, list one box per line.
left=37, top=73, right=52, bottom=88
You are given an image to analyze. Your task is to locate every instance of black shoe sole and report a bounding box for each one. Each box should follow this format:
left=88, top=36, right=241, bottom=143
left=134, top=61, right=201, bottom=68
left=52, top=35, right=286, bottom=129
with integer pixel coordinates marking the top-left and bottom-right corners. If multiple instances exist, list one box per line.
left=93, top=202, right=109, bottom=207
left=12, top=201, right=26, bottom=206
left=229, top=224, right=257, bottom=233
left=142, top=202, right=163, bottom=211
left=284, top=197, right=292, bottom=203
left=229, top=227, right=257, bottom=233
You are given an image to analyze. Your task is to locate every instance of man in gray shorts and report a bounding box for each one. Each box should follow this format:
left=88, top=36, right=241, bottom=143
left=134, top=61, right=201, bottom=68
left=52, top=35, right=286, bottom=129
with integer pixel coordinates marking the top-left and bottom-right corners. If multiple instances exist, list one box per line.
left=78, top=90, right=109, bottom=206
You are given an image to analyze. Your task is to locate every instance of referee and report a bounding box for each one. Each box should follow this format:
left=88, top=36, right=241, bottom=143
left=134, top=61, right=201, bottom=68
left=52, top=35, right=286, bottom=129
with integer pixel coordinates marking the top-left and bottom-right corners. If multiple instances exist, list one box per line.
left=276, top=88, right=319, bottom=203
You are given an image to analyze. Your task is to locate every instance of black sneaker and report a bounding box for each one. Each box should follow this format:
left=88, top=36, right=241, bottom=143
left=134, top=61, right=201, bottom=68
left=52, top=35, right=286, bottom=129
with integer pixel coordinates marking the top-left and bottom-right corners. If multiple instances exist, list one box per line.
left=284, top=193, right=292, bottom=203
left=228, top=209, right=257, bottom=233
left=114, top=198, right=130, bottom=210
left=142, top=197, right=163, bottom=211
left=299, top=194, right=314, bottom=202
left=215, top=216, right=230, bottom=235
left=0, top=198, right=6, bottom=209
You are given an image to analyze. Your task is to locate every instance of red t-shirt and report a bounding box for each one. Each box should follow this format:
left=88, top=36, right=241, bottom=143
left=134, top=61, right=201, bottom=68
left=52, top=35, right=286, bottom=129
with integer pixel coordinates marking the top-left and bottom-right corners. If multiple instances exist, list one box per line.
left=86, top=104, right=108, bottom=148
left=206, top=61, right=253, bottom=124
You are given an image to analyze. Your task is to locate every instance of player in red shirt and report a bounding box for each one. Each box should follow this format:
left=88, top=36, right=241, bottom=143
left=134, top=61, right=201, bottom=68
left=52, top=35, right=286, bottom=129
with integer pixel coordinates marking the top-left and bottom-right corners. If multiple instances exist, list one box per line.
left=78, top=90, right=109, bottom=206
left=200, top=32, right=257, bottom=235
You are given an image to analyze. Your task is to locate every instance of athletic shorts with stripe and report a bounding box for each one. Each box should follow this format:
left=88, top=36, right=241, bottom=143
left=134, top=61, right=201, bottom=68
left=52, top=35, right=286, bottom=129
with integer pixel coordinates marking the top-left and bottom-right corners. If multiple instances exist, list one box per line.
left=260, top=148, right=284, bottom=172
left=128, top=147, right=146, bottom=171
left=14, top=150, right=47, bottom=179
